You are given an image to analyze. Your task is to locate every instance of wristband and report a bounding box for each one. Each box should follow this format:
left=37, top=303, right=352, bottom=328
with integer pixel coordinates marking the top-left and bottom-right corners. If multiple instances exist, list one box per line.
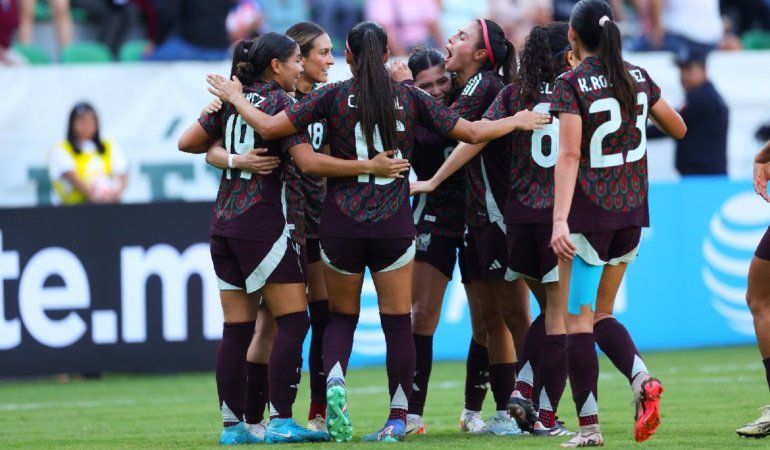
left=228, top=154, right=235, bottom=169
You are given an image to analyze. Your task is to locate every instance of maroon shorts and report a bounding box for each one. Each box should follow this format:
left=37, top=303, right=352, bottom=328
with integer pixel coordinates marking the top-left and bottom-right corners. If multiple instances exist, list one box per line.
left=463, top=223, right=509, bottom=282
left=756, top=227, right=770, bottom=261
left=320, top=237, right=415, bottom=274
left=574, top=227, right=642, bottom=265
left=210, top=234, right=305, bottom=293
left=415, top=232, right=463, bottom=279
left=306, top=238, right=321, bottom=265
left=505, top=223, right=558, bottom=283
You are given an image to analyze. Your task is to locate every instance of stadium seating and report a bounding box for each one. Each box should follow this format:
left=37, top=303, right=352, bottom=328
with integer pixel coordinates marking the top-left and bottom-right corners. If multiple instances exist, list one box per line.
left=61, top=41, right=113, bottom=63
left=12, top=43, right=51, bottom=64
left=119, top=40, right=149, bottom=62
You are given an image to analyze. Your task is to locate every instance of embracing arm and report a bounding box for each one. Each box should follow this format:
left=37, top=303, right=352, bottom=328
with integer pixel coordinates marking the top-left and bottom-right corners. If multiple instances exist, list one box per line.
left=550, top=112, right=582, bottom=260
left=290, top=145, right=410, bottom=178
left=205, top=139, right=281, bottom=175
left=178, top=122, right=214, bottom=154
left=649, top=97, right=687, bottom=139
left=449, top=111, right=548, bottom=144
left=411, top=141, right=486, bottom=194
left=754, top=139, right=770, bottom=202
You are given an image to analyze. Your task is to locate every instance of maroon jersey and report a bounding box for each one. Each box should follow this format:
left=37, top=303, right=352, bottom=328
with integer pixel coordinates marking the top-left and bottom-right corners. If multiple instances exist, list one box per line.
left=484, top=81, right=560, bottom=225
left=294, top=87, right=327, bottom=240
left=452, top=70, right=509, bottom=228
left=198, top=81, right=295, bottom=242
left=412, top=126, right=465, bottom=238
left=283, top=159, right=306, bottom=244
left=285, top=79, right=461, bottom=239
left=550, top=56, right=661, bottom=232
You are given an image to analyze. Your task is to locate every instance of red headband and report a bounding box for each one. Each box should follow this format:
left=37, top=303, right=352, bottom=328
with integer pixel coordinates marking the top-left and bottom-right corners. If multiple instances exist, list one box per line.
left=480, top=19, right=496, bottom=66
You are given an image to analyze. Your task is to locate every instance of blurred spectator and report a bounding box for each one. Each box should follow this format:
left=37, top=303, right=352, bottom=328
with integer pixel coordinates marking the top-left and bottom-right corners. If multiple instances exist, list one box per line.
left=226, top=0, right=264, bottom=42
left=144, top=0, right=233, bottom=61
left=309, top=0, right=360, bottom=48
left=49, top=102, right=129, bottom=205
left=648, top=48, right=728, bottom=175
left=71, top=0, right=141, bottom=57
left=260, top=0, right=309, bottom=34
left=629, top=0, right=723, bottom=54
left=440, top=0, right=487, bottom=43
left=488, top=0, right=551, bottom=49
left=0, top=0, right=24, bottom=64
left=364, top=0, right=443, bottom=56
left=18, top=0, right=73, bottom=50
left=721, top=0, right=770, bottom=35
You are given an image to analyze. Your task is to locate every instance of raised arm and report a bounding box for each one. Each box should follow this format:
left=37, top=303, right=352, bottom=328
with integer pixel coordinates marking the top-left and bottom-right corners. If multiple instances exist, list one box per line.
left=206, top=74, right=298, bottom=139
left=649, top=96, right=687, bottom=139
left=449, top=110, right=549, bottom=144
left=290, top=145, right=410, bottom=179
left=550, top=112, right=582, bottom=260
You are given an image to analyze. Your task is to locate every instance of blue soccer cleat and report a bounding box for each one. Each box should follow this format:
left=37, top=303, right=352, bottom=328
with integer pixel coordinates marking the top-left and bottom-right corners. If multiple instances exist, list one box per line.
left=326, top=377, right=353, bottom=442
left=362, top=418, right=407, bottom=442
left=219, top=422, right=262, bottom=445
left=263, top=417, right=330, bottom=443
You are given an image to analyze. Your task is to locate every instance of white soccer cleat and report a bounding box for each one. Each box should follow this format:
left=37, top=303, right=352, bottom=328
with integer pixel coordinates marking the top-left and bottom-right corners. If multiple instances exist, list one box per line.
left=737, top=405, right=770, bottom=438
left=459, top=409, right=486, bottom=433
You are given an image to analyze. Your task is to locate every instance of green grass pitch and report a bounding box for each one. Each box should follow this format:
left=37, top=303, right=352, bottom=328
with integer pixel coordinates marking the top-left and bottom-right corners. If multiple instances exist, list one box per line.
left=1, top=345, right=769, bottom=449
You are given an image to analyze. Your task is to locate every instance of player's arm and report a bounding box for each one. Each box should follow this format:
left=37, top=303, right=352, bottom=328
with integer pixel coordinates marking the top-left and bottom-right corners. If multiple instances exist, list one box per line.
left=449, top=112, right=548, bottom=144
left=290, top=144, right=409, bottom=178
left=205, top=139, right=281, bottom=176
left=206, top=74, right=297, bottom=139
left=411, top=141, right=486, bottom=195
left=754, top=139, right=770, bottom=202
left=178, top=122, right=214, bottom=154
left=648, top=97, right=686, bottom=139
left=550, top=112, right=582, bottom=260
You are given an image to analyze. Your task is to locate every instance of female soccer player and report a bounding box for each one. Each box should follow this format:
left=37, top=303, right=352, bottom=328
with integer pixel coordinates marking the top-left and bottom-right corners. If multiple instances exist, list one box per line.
left=736, top=138, right=770, bottom=438
left=413, top=21, right=577, bottom=437
left=549, top=0, right=686, bottom=446
left=206, top=20, right=548, bottom=442
left=179, top=32, right=408, bottom=445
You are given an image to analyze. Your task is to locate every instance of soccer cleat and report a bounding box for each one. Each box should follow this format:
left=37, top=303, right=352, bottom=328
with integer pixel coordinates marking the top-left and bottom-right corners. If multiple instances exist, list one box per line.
left=480, top=413, right=523, bottom=436
left=736, top=405, right=770, bottom=438
left=532, top=420, right=576, bottom=437
left=246, top=420, right=268, bottom=441
left=263, top=417, right=330, bottom=443
left=459, top=409, right=486, bottom=433
left=362, top=418, right=407, bottom=442
left=406, top=414, right=426, bottom=435
left=560, top=425, right=604, bottom=448
left=218, top=422, right=262, bottom=445
left=507, top=390, right=537, bottom=432
left=634, top=377, right=664, bottom=442
left=307, top=414, right=328, bottom=433
left=326, top=377, right=353, bottom=442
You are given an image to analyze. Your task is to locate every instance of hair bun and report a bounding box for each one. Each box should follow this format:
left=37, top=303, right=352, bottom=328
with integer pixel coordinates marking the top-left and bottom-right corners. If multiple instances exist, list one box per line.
left=598, top=15, right=611, bottom=27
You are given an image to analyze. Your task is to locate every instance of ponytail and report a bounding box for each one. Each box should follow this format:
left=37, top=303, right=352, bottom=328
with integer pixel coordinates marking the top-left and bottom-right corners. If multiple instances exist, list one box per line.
left=348, top=21, right=398, bottom=154
left=598, top=20, right=636, bottom=113
left=477, top=19, right=516, bottom=83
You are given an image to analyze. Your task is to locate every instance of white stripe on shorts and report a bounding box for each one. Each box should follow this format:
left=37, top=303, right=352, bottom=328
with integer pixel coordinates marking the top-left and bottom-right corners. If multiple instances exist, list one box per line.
left=244, top=226, right=291, bottom=293
left=379, top=240, right=416, bottom=272
left=571, top=233, right=640, bottom=266
left=217, top=276, right=242, bottom=291
left=504, top=265, right=558, bottom=283
left=320, top=245, right=356, bottom=275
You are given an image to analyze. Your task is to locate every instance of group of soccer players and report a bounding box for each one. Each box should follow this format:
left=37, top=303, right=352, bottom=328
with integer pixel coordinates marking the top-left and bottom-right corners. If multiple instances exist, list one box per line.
left=178, top=0, right=696, bottom=446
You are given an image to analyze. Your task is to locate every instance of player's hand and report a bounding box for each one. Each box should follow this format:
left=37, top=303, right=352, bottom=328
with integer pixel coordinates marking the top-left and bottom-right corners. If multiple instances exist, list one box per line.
left=410, top=179, right=437, bottom=196
left=512, top=109, right=550, bottom=131
left=388, top=59, right=412, bottom=83
left=369, top=150, right=410, bottom=178
left=550, top=220, right=576, bottom=260
left=207, top=74, right=243, bottom=103
left=754, top=161, right=770, bottom=202
left=201, top=98, right=223, bottom=116
left=235, top=148, right=280, bottom=175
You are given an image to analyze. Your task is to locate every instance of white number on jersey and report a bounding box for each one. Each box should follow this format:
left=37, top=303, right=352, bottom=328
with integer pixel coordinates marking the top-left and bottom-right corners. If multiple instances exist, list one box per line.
left=308, top=122, right=324, bottom=150
left=354, top=121, right=405, bottom=185
left=588, top=92, right=649, bottom=168
left=531, top=102, right=559, bottom=168
left=224, top=113, right=255, bottom=180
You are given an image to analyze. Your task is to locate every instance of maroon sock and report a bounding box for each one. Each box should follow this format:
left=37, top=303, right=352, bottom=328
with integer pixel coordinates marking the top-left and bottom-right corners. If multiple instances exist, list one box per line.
left=536, top=334, right=567, bottom=428
left=567, top=333, right=599, bottom=426
left=514, top=314, right=545, bottom=400
left=268, top=312, right=309, bottom=419
left=465, top=337, right=490, bottom=411
left=323, top=312, right=359, bottom=377
left=245, top=362, right=268, bottom=424
left=764, top=358, right=770, bottom=391
left=594, top=317, right=647, bottom=384
left=408, top=334, right=433, bottom=416
left=489, top=363, right=516, bottom=411
left=308, top=300, right=329, bottom=413
left=381, top=313, right=416, bottom=411
left=216, top=321, right=254, bottom=427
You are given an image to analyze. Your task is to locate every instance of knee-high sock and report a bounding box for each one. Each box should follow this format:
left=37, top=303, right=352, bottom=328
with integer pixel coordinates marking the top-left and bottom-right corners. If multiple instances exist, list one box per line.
left=465, top=337, right=490, bottom=411
left=514, top=314, right=545, bottom=400
left=567, top=333, right=599, bottom=427
left=536, top=334, right=567, bottom=428
left=489, top=363, right=517, bottom=411
left=308, top=300, right=330, bottom=416
left=408, top=334, right=434, bottom=416
left=268, top=312, right=309, bottom=419
left=245, top=362, right=268, bottom=424
left=323, top=312, right=359, bottom=378
left=381, top=313, right=416, bottom=422
left=764, top=358, right=770, bottom=391
left=594, top=317, right=648, bottom=385
left=216, top=321, right=254, bottom=426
